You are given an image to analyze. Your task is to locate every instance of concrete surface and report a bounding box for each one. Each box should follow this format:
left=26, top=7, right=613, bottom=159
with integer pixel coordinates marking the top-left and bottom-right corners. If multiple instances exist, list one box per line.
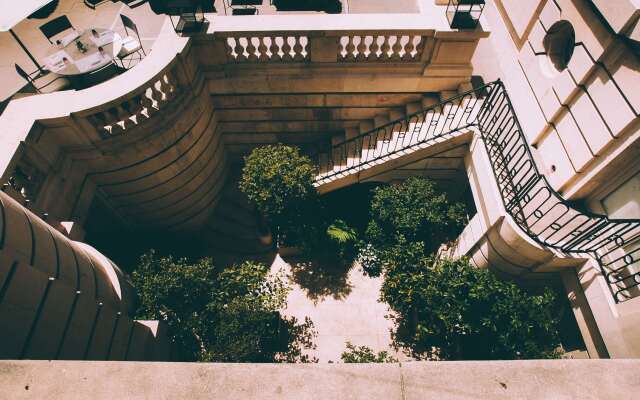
left=1, top=359, right=639, bottom=399
left=273, top=255, right=408, bottom=363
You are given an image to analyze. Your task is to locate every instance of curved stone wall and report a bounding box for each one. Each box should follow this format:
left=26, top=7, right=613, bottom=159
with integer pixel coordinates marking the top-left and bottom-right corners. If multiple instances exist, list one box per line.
left=0, top=191, right=160, bottom=360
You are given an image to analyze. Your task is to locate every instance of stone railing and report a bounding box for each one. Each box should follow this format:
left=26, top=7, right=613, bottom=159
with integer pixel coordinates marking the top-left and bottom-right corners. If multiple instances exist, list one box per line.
left=76, top=61, right=182, bottom=137
left=212, top=30, right=430, bottom=63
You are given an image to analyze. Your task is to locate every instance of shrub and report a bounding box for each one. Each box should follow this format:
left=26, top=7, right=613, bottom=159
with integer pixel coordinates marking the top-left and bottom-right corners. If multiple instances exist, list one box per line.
left=362, top=177, right=467, bottom=276
left=340, top=342, right=398, bottom=363
left=239, top=144, right=317, bottom=232
left=132, top=250, right=317, bottom=362
left=381, top=244, right=562, bottom=360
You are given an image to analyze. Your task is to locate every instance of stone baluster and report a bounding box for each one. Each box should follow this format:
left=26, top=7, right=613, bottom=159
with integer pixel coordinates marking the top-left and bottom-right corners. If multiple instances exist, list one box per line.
left=158, top=74, right=174, bottom=102
left=223, top=38, right=236, bottom=59
left=391, top=35, right=403, bottom=61
left=368, top=36, right=380, bottom=61
left=246, top=37, right=258, bottom=62
left=380, top=36, right=391, bottom=61
left=104, top=109, right=123, bottom=135
left=115, top=104, right=133, bottom=130
left=293, top=36, right=305, bottom=61
left=126, top=94, right=145, bottom=124
left=268, top=36, right=280, bottom=61
left=414, top=36, right=426, bottom=60
left=403, top=35, right=416, bottom=61
left=258, top=37, right=269, bottom=62
left=344, top=36, right=356, bottom=61
left=356, top=36, right=367, bottom=61
left=281, top=37, right=293, bottom=61
left=87, top=112, right=110, bottom=137
left=234, top=37, right=247, bottom=62
left=140, top=91, right=156, bottom=118
left=148, top=81, right=163, bottom=109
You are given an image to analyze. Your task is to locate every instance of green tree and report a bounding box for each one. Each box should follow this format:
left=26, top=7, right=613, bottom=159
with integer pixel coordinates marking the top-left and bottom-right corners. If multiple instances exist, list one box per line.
left=240, top=144, right=360, bottom=267
left=340, top=342, right=398, bottom=363
left=132, top=250, right=317, bottom=362
left=381, top=242, right=562, bottom=360
left=239, top=144, right=317, bottom=232
left=362, top=177, right=467, bottom=276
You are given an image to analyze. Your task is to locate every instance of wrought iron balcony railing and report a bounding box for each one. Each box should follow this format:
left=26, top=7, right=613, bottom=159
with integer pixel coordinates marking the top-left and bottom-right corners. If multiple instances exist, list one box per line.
left=314, top=80, right=640, bottom=302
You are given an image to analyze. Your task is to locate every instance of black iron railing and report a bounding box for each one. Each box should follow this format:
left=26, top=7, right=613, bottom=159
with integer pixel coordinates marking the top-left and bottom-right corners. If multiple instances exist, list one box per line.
left=315, top=80, right=640, bottom=302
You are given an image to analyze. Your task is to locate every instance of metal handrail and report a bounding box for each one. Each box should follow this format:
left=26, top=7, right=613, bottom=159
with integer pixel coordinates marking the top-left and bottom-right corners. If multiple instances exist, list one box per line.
left=314, top=80, right=640, bottom=302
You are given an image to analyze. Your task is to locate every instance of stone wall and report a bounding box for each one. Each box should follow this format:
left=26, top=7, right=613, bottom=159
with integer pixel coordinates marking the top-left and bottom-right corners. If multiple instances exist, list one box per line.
left=0, top=359, right=638, bottom=399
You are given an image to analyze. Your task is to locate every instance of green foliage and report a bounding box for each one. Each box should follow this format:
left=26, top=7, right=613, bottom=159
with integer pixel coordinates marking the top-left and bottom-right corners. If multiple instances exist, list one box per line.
left=318, top=219, right=360, bottom=267
left=340, top=342, right=398, bottom=363
left=362, top=177, right=467, bottom=276
left=381, top=247, right=562, bottom=360
left=240, top=144, right=361, bottom=268
left=132, top=250, right=317, bottom=362
left=239, top=144, right=317, bottom=230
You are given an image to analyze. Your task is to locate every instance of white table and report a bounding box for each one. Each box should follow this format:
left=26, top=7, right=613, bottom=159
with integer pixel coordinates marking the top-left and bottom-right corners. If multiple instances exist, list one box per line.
left=43, top=28, right=123, bottom=76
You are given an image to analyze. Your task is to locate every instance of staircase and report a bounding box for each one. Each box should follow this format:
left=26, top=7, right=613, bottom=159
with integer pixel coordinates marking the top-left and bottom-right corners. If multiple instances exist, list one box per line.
left=313, top=80, right=640, bottom=303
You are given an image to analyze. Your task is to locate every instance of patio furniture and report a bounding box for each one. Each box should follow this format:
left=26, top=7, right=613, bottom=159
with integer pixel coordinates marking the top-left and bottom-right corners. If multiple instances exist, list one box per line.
left=118, top=14, right=146, bottom=68
left=15, top=64, right=70, bottom=94
left=84, top=0, right=113, bottom=9
left=39, top=15, right=75, bottom=44
left=232, top=7, right=258, bottom=15
left=42, top=28, right=123, bottom=76
left=225, top=0, right=262, bottom=15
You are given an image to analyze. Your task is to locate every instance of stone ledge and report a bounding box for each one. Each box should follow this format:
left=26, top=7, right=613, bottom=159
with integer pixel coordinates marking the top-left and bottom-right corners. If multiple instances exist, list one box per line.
left=0, top=359, right=639, bottom=399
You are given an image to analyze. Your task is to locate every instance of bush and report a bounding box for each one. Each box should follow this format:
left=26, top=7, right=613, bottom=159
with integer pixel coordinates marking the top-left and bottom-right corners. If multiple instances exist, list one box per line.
left=340, top=342, right=398, bottom=363
left=381, top=244, right=562, bottom=360
left=362, top=177, right=467, bottom=276
left=239, top=144, right=317, bottom=233
left=132, top=250, right=317, bottom=362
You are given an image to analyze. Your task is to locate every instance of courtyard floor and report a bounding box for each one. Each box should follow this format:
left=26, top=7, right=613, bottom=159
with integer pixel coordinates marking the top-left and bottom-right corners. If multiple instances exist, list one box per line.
left=272, top=254, right=409, bottom=363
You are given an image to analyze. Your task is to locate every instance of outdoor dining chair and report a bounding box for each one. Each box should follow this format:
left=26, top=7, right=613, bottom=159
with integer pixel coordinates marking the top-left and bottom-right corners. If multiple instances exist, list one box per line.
left=15, top=64, right=70, bottom=94
left=118, top=14, right=146, bottom=68
left=39, top=15, right=75, bottom=44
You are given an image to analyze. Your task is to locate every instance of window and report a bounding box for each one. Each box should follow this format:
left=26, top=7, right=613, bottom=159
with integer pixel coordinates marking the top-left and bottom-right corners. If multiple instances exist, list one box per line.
left=543, top=20, right=576, bottom=72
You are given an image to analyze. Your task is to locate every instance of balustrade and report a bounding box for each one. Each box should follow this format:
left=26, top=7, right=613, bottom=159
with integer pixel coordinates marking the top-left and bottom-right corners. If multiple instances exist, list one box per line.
left=212, top=30, right=431, bottom=64
left=82, top=64, right=183, bottom=138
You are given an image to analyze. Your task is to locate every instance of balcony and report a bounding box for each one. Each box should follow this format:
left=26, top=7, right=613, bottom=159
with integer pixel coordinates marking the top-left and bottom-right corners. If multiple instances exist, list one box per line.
left=0, top=9, right=488, bottom=231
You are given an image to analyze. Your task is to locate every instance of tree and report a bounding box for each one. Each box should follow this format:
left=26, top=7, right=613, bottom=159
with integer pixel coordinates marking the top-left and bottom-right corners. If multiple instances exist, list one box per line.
left=239, top=144, right=317, bottom=234
left=340, top=342, right=398, bottom=363
left=380, top=243, right=562, bottom=360
left=240, top=144, right=360, bottom=267
left=362, top=177, right=467, bottom=276
left=132, top=250, right=317, bottom=362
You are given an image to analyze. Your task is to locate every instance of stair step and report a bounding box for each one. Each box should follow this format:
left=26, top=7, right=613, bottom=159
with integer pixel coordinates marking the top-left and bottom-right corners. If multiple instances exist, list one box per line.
left=331, top=133, right=345, bottom=146
left=405, top=102, right=421, bottom=116
left=421, top=96, right=440, bottom=109
left=359, top=120, right=374, bottom=134
left=388, top=109, right=405, bottom=122
left=457, top=81, right=474, bottom=95
left=439, top=90, right=458, bottom=103
left=373, top=114, right=390, bottom=128
left=344, top=127, right=359, bottom=141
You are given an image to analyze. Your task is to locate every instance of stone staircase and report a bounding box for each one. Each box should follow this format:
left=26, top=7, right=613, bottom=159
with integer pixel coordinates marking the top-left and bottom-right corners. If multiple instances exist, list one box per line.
left=313, top=80, right=640, bottom=303
left=315, top=82, right=477, bottom=192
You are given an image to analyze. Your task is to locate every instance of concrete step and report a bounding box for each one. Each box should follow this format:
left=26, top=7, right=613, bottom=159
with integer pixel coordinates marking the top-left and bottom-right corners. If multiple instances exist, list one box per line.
left=373, top=114, right=390, bottom=129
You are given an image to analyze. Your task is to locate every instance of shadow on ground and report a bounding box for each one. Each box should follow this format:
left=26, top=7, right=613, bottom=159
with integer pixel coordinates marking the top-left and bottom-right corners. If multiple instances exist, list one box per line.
left=287, top=258, right=355, bottom=304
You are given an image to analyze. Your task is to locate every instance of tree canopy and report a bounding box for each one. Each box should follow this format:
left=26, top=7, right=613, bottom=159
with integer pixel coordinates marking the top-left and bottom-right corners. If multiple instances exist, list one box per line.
left=132, top=250, right=316, bottom=362
left=361, top=176, right=467, bottom=276
left=380, top=241, right=562, bottom=360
